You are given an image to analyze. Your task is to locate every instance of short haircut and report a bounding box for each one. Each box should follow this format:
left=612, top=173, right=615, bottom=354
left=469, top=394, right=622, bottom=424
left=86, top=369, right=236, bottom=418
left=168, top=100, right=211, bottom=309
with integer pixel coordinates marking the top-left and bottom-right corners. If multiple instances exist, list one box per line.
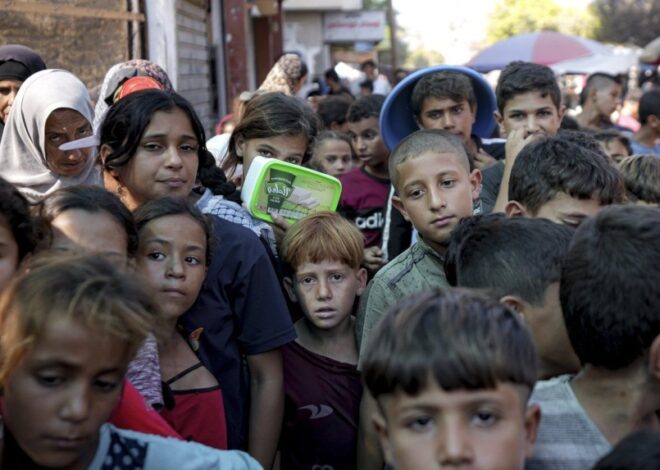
left=362, top=288, right=537, bottom=400
left=594, top=130, right=633, bottom=156
left=618, top=155, right=660, bottom=204
left=359, top=80, right=374, bottom=94
left=580, top=73, right=622, bottom=106
left=450, top=215, right=574, bottom=304
left=411, top=71, right=477, bottom=120
left=134, top=197, right=213, bottom=266
left=281, top=211, right=364, bottom=274
left=324, top=67, right=340, bottom=83
left=0, top=254, right=159, bottom=383
left=37, top=186, right=138, bottom=257
left=0, top=177, right=36, bottom=262
left=317, top=96, right=351, bottom=129
left=509, top=135, right=625, bottom=214
left=593, top=430, right=660, bottom=470
left=561, top=205, right=660, bottom=369
left=347, top=94, right=384, bottom=123
left=638, top=88, right=660, bottom=126
left=495, top=61, right=561, bottom=113
left=388, top=129, right=470, bottom=191
left=360, top=59, right=377, bottom=70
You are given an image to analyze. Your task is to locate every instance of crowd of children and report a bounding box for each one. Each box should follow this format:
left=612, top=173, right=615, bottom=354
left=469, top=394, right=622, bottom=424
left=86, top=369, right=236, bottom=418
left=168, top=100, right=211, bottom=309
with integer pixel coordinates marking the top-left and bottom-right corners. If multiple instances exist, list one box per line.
left=0, top=42, right=659, bottom=469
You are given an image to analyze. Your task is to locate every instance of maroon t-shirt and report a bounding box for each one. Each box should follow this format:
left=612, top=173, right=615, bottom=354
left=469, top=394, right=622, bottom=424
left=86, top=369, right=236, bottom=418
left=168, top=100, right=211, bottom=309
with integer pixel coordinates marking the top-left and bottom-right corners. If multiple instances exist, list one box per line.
left=338, top=167, right=390, bottom=248
left=280, top=341, right=363, bottom=470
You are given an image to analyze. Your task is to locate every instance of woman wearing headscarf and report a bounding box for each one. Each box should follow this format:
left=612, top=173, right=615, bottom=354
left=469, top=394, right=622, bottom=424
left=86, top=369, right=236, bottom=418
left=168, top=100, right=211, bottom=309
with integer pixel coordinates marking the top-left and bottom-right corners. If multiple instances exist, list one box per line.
left=93, top=59, right=173, bottom=134
left=257, top=53, right=308, bottom=96
left=0, top=69, right=99, bottom=203
left=0, top=44, right=46, bottom=138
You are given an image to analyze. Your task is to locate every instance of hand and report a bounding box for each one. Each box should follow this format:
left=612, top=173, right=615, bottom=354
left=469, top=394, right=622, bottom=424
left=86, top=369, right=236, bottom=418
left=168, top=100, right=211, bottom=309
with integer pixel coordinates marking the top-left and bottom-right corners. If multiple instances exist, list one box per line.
left=269, top=214, right=290, bottom=246
left=363, top=246, right=386, bottom=273
left=473, top=149, right=497, bottom=170
left=504, top=127, right=543, bottom=167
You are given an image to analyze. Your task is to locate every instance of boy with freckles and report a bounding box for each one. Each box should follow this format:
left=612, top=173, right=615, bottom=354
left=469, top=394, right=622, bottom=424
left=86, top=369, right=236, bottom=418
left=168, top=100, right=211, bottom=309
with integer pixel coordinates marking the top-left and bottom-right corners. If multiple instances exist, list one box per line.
left=355, top=129, right=481, bottom=468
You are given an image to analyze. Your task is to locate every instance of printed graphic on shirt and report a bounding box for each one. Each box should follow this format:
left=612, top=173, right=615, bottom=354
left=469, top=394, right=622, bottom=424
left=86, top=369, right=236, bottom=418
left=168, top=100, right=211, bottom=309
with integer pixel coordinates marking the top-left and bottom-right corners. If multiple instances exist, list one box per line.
left=187, top=327, right=204, bottom=352
left=298, top=404, right=333, bottom=420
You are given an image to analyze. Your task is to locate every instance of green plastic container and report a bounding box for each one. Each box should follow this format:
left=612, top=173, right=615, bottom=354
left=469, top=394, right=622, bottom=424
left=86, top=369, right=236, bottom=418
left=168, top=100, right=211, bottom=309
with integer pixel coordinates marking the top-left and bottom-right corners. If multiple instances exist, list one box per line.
left=241, top=156, right=342, bottom=225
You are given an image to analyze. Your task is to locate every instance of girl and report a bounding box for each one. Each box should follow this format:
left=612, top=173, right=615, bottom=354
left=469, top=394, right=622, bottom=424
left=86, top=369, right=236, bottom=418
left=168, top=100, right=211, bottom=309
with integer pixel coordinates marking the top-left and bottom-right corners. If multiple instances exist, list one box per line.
left=0, top=255, right=260, bottom=469
left=0, top=177, right=36, bottom=294
left=0, top=69, right=100, bottom=203
left=309, top=130, right=355, bottom=177
left=99, top=90, right=295, bottom=467
left=134, top=197, right=227, bottom=449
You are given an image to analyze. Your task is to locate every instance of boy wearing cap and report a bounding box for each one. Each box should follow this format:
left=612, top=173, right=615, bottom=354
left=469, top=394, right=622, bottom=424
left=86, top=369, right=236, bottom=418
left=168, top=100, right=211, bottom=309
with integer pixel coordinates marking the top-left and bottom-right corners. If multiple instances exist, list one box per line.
left=411, top=70, right=503, bottom=169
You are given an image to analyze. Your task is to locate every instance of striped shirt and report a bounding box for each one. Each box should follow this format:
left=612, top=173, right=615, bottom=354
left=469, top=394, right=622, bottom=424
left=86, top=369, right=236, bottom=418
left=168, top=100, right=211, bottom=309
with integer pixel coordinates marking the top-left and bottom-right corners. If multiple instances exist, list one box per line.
left=526, top=375, right=611, bottom=469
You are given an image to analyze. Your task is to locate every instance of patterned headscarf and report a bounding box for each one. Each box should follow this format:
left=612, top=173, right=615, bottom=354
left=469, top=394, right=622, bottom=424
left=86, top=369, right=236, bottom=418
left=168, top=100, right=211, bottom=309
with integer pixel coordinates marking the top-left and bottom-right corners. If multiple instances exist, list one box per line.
left=257, top=53, right=305, bottom=96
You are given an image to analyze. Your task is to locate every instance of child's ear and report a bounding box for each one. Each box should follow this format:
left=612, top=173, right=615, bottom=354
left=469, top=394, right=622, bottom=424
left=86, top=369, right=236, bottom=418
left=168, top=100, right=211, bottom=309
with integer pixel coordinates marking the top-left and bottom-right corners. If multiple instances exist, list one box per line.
left=391, top=195, right=411, bottom=222
left=500, top=295, right=527, bottom=323
left=356, top=267, right=368, bottom=296
left=372, top=409, right=395, bottom=467
left=99, top=144, right=120, bottom=179
left=235, top=135, right=246, bottom=158
left=557, top=104, right=566, bottom=122
left=524, top=403, right=542, bottom=458
left=648, top=334, right=660, bottom=380
left=469, top=169, right=482, bottom=201
left=505, top=200, right=528, bottom=218
left=283, top=277, right=298, bottom=303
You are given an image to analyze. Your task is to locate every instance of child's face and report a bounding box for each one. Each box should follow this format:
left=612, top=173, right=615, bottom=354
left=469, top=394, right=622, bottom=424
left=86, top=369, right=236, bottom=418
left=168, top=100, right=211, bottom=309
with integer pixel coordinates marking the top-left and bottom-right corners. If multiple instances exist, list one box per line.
left=533, top=192, right=604, bottom=228
left=374, top=381, right=540, bottom=470
left=136, top=214, right=207, bottom=322
left=0, top=215, right=19, bottom=294
left=106, top=108, right=199, bottom=210
left=347, top=117, right=389, bottom=172
left=2, top=317, right=129, bottom=469
left=237, top=133, right=308, bottom=176
left=417, top=97, right=476, bottom=146
left=312, top=139, right=354, bottom=177
left=593, top=83, right=622, bottom=118
left=392, top=151, right=481, bottom=254
left=495, top=91, right=563, bottom=139
left=51, top=209, right=129, bottom=267
left=600, top=139, right=630, bottom=164
left=287, top=260, right=366, bottom=331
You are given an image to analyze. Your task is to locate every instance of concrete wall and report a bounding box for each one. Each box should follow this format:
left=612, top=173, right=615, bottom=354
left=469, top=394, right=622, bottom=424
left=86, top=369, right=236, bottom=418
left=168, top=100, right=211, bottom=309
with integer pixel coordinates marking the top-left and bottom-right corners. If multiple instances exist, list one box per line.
left=0, top=0, right=131, bottom=88
left=283, top=11, right=329, bottom=79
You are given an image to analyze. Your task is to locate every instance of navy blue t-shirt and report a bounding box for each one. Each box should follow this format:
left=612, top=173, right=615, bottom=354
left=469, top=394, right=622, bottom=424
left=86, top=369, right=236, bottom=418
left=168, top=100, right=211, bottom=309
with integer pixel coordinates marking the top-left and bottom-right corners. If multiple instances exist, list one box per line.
left=179, top=215, right=296, bottom=450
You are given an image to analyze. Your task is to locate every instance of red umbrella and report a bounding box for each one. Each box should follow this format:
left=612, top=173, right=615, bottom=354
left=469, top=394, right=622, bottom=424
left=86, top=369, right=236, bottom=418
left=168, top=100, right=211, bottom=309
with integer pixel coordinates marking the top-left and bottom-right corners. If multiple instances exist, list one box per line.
left=467, top=30, right=611, bottom=72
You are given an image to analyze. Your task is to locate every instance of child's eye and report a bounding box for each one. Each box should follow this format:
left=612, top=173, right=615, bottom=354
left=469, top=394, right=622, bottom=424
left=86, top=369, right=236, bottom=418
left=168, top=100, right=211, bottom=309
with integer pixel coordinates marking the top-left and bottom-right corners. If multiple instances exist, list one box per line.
left=142, top=142, right=162, bottom=151
left=37, top=374, right=64, bottom=387
left=180, top=144, right=198, bottom=152
left=259, top=150, right=274, bottom=158
left=408, top=189, right=423, bottom=199
left=538, top=110, right=552, bottom=117
left=407, top=415, right=434, bottom=432
left=471, top=410, right=498, bottom=427
left=147, top=252, right=165, bottom=261
left=509, top=113, right=524, bottom=120
left=428, top=112, right=442, bottom=120
left=94, top=379, right=120, bottom=393
left=452, top=106, right=464, bottom=114
left=185, top=256, right=202, bottom=265
left=330, top=273, right=344, bottom=282
left=441, top=179, right=456, bottom=188
left=300, top=277, right=315, bottom=285
left=325, top=156, right=337, bottom=164
left=285, top=156, right=302, bottom=165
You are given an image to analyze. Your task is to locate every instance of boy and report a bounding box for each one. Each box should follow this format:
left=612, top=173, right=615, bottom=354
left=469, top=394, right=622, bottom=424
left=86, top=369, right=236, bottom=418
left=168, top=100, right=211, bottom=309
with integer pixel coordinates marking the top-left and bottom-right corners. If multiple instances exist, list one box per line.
left=575, top=73, right=627, bottom=132
left=411, top=70, right=502, bottom=169
left=618, top=154, right=660, bottom=205
left=317, top=95, right=351, bottom=133
left=362, top=289, right=541, bottom=470
left=279, top=212, right=367, bottom=469
left=481, top=61, right=565, bottom=214
left=630, top=88, right=660, bottom=155
left=339, top=94, right=389, bottom=270
left=594, top=130, right=632, bottom=163
left=447, top=214, right=580, bottom=379
left=528, top=205, right=660, bottom=469
left=355, top=129, right=481, bottom=469
left=505, top=135, right=624, bottom=227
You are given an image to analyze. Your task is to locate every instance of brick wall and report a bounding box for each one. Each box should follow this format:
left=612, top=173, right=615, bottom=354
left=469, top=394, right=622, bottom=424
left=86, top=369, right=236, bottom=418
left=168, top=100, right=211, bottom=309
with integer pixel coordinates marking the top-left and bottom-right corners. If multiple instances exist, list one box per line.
left=176, top=0, right=215, bottom=135
left=0, top=0, right=130, bottom=89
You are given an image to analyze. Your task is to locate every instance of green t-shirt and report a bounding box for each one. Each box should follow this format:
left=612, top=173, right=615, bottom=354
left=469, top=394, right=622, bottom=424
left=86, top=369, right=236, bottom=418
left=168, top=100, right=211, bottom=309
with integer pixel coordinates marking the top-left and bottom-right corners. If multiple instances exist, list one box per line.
left=356, top=238, right=449, bottom=368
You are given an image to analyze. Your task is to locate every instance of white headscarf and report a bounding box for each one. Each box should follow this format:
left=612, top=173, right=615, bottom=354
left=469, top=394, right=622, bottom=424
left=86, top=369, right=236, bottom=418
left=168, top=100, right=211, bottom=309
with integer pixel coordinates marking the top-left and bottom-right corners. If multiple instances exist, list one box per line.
left=0, top=69, right=100, bottom=203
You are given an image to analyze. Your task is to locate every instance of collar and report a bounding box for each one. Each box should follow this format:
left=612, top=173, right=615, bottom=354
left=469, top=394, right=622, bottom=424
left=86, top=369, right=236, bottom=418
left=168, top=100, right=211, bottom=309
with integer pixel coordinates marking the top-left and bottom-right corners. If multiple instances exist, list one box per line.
left=416, top=236, right=445, bottom=262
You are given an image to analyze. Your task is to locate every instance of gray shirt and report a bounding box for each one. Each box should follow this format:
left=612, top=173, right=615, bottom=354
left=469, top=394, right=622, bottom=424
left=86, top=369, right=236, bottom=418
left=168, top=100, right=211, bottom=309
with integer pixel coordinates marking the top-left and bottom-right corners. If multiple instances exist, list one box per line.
left=526, top=375, right=611, bottom=470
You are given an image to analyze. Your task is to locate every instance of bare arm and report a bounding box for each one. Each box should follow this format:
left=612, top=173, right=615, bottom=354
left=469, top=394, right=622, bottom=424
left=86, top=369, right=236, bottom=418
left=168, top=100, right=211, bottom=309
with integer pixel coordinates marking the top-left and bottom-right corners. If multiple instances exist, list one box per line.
left=493, top=129, right=538, bottom=213
left=357, top=390, right=384, bottom=470
left=247, top=349, right=284, bottom=469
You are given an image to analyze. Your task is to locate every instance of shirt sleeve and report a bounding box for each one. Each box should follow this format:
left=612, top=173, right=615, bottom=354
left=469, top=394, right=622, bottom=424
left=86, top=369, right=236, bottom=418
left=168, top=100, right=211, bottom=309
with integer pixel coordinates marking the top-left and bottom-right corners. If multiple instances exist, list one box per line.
left=356, top=277, right=395, bottom=370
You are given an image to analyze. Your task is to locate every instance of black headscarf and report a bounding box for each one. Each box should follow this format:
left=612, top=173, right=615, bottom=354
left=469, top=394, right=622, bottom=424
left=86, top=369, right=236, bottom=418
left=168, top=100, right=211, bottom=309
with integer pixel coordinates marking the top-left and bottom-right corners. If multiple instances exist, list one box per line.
left=0, top=44, right=46, bottom=136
